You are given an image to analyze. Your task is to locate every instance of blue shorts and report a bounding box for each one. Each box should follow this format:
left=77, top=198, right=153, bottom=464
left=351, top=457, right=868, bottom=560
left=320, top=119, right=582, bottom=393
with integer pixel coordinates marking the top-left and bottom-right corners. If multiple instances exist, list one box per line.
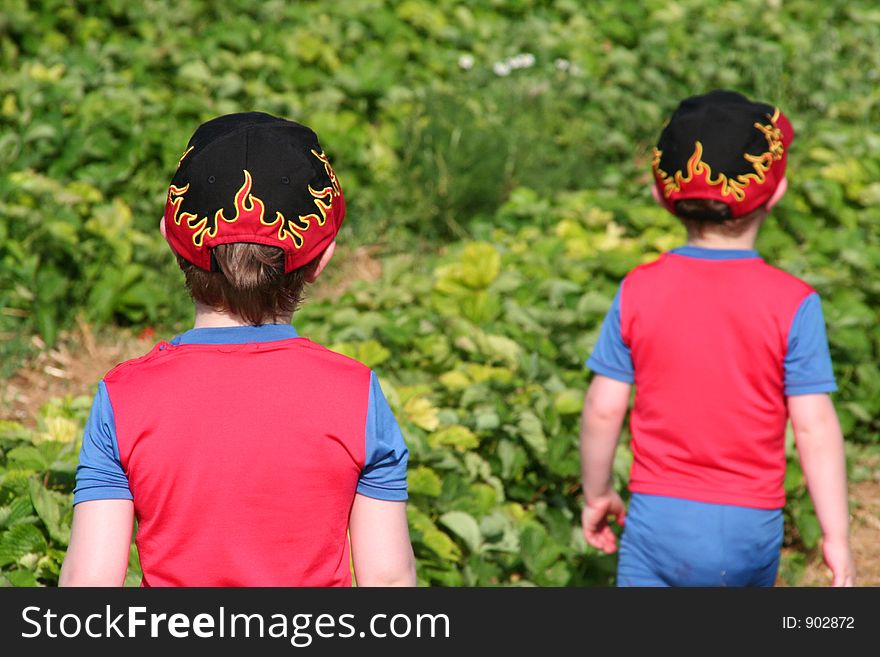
left=617, top=493, right=784, bottom=587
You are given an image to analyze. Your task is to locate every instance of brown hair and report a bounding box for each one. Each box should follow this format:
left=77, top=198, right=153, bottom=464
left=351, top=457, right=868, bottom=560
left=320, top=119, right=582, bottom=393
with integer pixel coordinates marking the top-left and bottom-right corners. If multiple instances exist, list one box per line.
left=177, top=243, right=318, bottom=325
left=674, top=199, right=768, bottom=238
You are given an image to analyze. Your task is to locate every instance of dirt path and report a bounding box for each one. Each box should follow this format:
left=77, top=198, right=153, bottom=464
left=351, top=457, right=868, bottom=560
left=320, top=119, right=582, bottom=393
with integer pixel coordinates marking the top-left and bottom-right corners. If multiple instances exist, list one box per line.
left=792, top=479, right=880, bottom=587
left=1, top=321, right=148, bottom=425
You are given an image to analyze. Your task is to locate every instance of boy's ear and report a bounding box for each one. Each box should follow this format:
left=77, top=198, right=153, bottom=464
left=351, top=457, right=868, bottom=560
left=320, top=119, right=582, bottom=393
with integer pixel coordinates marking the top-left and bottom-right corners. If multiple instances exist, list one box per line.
left=651, top=183, right=664, bottom=206
left=305, top=239, right=336, bottom=283
left=765, top=176, right=788, bottom=211
left=159, top=216, right=167, bottom=239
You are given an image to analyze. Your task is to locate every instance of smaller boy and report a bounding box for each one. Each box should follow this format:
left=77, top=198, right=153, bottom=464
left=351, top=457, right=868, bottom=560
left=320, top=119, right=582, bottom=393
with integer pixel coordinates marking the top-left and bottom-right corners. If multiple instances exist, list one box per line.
left=580, top=91, right=855, bottom=586
left=61, top=112, right=416, bottom=586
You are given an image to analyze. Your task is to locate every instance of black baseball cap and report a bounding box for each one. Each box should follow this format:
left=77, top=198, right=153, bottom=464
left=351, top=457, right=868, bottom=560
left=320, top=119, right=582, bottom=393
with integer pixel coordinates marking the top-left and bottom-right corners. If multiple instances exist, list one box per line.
left=163, top=112, right=345, bottom=272
left=652, top=90, right=794, bottom=218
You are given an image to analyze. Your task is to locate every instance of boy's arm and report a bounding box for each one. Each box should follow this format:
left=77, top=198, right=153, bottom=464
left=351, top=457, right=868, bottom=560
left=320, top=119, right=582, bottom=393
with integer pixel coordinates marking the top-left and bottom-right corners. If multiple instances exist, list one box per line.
left=60, top=500, right=133, bottom=586
left=351, top=372, right=415, bottom=586
left=349, top=495, right=416, bottom=586
left=788, top=394, right=855, bottom=586
left=580, top=374, right=631, bottom=554
left=61, top=380, right=135, bottom=586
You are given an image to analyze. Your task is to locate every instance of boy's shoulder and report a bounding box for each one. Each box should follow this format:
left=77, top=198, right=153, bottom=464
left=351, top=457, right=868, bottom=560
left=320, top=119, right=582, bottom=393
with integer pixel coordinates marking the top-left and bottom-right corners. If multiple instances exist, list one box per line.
left=102, top=336, right=372, bottom=386
left=621, top=253, right=671, bottom=283
left=102, top=341, right=169, bottom=384
left=750, top=259, right=816, bottom=296
left=623, top=252, right=816, bottom=297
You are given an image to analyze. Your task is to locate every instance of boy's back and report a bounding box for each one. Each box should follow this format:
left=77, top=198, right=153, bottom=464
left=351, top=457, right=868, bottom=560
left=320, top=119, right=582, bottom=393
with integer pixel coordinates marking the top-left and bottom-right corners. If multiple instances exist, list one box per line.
left=99, top=330, right=401, bottom=586
left=618, top=248, right=825, bottom=508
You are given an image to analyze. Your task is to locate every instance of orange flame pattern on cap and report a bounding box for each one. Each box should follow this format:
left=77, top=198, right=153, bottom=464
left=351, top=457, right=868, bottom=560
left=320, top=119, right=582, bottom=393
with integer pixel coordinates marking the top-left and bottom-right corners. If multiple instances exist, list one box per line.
left=260, top=149, right=342, bottom=248
left=167, top=150, right=341, bottom=250
left=167, top=170, right=265, bottom=247
left=652, top=108, right=785, bottom=203
left=177, top=146, right=194, bottom=168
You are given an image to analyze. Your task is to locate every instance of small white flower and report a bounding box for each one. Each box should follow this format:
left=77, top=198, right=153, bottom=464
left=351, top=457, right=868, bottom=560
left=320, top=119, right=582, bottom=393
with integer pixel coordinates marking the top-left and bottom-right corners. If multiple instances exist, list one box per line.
left=493, top=62, right=511, bottom=76
left=458, top=54, right=474, bottom=71
left=507, top=53, right=535, bottom=70
left=554, top=58, right=571, bottom=72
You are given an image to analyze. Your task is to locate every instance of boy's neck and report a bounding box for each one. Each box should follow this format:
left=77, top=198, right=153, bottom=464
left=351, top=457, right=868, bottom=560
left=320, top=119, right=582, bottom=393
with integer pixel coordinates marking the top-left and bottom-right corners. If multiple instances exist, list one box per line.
left=686, top=229, right=758, bottom=251
left=193, top=303, right=292, bottom=328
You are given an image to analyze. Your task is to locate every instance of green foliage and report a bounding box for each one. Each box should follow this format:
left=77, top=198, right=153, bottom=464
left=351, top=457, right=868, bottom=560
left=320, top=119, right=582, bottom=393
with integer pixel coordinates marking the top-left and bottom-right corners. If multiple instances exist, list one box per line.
left=0, top=399, right=141, bottom=586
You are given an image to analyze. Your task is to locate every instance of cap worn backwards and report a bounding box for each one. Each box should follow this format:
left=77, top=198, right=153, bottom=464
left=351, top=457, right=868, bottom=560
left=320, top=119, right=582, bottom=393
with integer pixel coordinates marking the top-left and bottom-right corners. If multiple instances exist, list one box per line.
left=163, top=112, right=346, bottom=273
left=651, top=90, right=794, bottom=219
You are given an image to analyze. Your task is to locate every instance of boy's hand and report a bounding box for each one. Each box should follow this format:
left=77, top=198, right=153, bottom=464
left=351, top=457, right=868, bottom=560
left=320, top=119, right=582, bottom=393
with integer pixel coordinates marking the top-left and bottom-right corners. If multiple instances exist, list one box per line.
left=582, top=492, right=626, bottom=554
left=822, top=537, right=856, bottom=587
left=579, top=375, right=631, bottom=555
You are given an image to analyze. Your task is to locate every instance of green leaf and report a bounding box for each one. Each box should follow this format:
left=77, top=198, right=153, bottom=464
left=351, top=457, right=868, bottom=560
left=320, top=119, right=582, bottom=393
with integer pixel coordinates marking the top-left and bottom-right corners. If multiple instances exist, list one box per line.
left=474, top=410, right=501, bottom=432
left=435, top=242, right=501, bottom=294
left=6, top=447, right=49, bottom=471
left=408, top=466, right=442, bottom=497
left=542, top=560, right=571, bottom=586
left=476, top=334, right=522, bottom=367
left=428, top=425, right=479, bottom=452
left=520, top=522, right=563, bottom=578
left=0, top=421, right=30, bottom=440
left=0, top=524, right=49, bottom=567
left=330, top=339, right=391, bottom=368
left=124, top=568, right=142, bottom=588
left=517, top=411, right=548, bottom=456
left=421, top=528, right=460, bottom=562
left=439, top=511, right=482, bottom=553
left=784, top=464, right=804, bottom=493
left=408, top=507, right=461, bottom=563
left=777, top=552, right=806, bottom=586
left=459, top=243, right=501, bottom=289
left=1, top=496, right=35, bottom=529
left=553, top=389, right=583, bottom=415
left=439, top=370, right=471, bottom=391
left=34, top=305, right=58, bottom=347
left=28, top=478, right=72, bottom=545
left=4, top=569, right=39, bottom=587
left=35, top=549, right=65, bottom=582
left=497, top=439, right=527, bottom=480
left=125, top=542, right=142, bottom=588
left=403, top=397, right=440, bottom=431
left=465, top=364, right=513, bottom=385
left=793, top=504, right=822, bottom=550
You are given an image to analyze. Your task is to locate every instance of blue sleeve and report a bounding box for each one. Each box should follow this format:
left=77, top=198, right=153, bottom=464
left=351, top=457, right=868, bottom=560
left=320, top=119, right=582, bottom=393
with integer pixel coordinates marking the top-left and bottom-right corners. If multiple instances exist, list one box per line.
left=784, top=293, right=838, bottom=395
left=586, top=285, right=635, bottom=384
left=356, top=372, right=409, bottom=501
left=73, top=381, right=133, bottom=505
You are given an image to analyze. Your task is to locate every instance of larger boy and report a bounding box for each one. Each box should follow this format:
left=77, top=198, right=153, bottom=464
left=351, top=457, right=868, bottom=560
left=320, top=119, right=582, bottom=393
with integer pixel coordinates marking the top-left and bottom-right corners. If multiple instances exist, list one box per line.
left=61, top=113, right=416, bottom=586
left=580, top=91, right=855, bottom=586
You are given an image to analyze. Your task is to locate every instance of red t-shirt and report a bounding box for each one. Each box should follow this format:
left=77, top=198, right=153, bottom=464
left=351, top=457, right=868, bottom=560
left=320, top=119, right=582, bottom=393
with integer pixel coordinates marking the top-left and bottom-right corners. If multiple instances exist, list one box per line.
left=74, top=325, right=409, bottom=586
left=588, top=247, right=837, bottom=509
